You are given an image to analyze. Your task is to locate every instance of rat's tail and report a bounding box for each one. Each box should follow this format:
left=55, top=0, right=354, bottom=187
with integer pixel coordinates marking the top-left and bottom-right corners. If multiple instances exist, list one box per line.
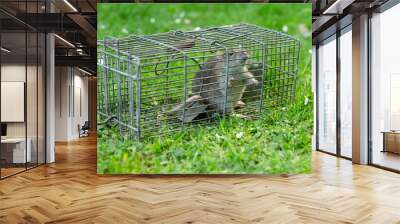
left=163, top=95, right=204, bottom=115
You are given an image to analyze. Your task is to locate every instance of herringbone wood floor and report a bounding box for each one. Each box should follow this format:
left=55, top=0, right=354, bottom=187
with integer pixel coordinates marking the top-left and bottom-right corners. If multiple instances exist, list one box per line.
left=1, top=135, right=400, bottom=224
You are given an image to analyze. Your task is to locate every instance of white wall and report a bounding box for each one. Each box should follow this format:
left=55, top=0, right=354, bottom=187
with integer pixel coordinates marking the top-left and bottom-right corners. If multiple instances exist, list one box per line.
left=54, top=67, right=89, bottom=141
left=55, top=67, right=69, bottom=141
left=72, top=73, right=89, bottom=138
left=1, top=63, right=46, bottom=164
left=1, top=82, right=25, bottom=122
left=1, top=65, right=42, bottom=138
left=1, top=65, right=26, bottom=139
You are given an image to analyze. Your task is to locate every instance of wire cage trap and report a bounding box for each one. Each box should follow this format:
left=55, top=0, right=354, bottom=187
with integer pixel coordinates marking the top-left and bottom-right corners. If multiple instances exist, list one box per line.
left=97, top=23, right=300, bottom=140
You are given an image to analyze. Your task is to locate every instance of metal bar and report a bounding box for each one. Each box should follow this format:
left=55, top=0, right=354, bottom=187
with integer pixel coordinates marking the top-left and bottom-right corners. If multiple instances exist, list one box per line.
left=223, top=49, right=229, bottom=115
left=44, top=30, right=47, bottom=165
left=367, top=11, right=373, bottom=165
left=136, top=63, right=141, bottom=140
left=173, top=31, right=225, bottom=49
left=97, top=111, right=138, bottom=132
left=0, top=22, right=2, bottom=178
left=373, top=0, right=400, bottom=13
left=128, top=55, right=135, bottom=139
left=0, top=8, right=38, bottom=32
left=181, top=55, right=188, bottom=127
left=133, top=35, right=186, bottom=55
left=241, top=23, right=299, bottom=42
left=336, top=29, right=342, bottom=157
left=259, top=44, right=267, bottom=114
left=216, top=26, right=267, bottom=114
left=163, top=59, right=169, bottom=106
left=292, top=41, right=301, bottom=102
left=98, top=65, right=132, bottom=78
left=25, top=17, right=27, bottom=171
left=336, top=28, right=341, bottom=157
left=102, top=43, right=109, bottom=115
left=72, top=67, right=75, bottom=117
left=116, top=40, right=123, bottom=133
left=316, top=44, right=320, bottom=150
left=36, top=26, right=39, bottom=167
left=98, top=49, right=135, bottom=65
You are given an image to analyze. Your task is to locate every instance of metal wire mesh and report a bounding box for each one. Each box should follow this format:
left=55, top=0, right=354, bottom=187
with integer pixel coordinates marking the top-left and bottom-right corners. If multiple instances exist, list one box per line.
left=97, top=23, right=300, bottom=140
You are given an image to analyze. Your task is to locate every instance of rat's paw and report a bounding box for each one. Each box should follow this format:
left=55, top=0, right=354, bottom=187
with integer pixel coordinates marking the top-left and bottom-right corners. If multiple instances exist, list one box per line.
left=247, top=78, right=259, bottom=86
left=234, top=100, right=246, bottom=109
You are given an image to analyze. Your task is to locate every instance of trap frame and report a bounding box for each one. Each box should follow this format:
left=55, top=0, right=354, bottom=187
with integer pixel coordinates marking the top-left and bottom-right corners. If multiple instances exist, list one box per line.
left=97, top=23, right=300, bottom=140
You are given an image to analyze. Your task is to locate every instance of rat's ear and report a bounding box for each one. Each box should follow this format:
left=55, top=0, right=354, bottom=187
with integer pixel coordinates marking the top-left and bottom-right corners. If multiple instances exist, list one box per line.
left=214, top=51, right=225, bottom=60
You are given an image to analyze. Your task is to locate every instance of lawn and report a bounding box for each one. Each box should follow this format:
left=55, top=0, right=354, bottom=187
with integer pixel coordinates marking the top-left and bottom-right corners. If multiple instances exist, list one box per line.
left=97, top=3, right=313, bottom=174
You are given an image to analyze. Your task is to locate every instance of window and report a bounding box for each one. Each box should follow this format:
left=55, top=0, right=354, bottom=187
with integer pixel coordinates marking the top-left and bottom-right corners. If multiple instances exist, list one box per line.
left=339, top=27, right=352, bottom=158
left=370, top=3, right=400, bottom=171
left=0, top=2, right=46, bottom=179
left=317, top=35, right=337, bottom=154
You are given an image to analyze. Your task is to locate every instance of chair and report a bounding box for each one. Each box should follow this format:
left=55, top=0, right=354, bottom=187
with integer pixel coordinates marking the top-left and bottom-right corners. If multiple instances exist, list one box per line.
left=78, top=121, right=90, bottom=138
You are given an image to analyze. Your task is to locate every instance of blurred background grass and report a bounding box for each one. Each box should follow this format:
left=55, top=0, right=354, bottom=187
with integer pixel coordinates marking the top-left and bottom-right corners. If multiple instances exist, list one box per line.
left=97, top=3, right=313, bottom=174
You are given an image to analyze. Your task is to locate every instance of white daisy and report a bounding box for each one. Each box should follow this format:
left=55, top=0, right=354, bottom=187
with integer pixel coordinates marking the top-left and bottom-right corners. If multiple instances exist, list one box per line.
left=236, top=132, right=244, bottom=139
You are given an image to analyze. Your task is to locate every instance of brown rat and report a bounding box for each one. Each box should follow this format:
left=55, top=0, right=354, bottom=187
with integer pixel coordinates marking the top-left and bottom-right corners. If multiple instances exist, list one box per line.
left=165, top=49, right=259, bottom=121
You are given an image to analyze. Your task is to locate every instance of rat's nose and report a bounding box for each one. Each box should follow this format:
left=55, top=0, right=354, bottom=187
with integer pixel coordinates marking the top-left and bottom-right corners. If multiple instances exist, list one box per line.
left=242, top=52, right=248, bottom=60
left=242, top=54, right=248, bottom=61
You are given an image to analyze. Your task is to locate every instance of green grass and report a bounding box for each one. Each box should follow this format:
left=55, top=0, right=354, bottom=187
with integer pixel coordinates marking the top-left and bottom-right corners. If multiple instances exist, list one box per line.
left=97, top=3, right=313, bottom=174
